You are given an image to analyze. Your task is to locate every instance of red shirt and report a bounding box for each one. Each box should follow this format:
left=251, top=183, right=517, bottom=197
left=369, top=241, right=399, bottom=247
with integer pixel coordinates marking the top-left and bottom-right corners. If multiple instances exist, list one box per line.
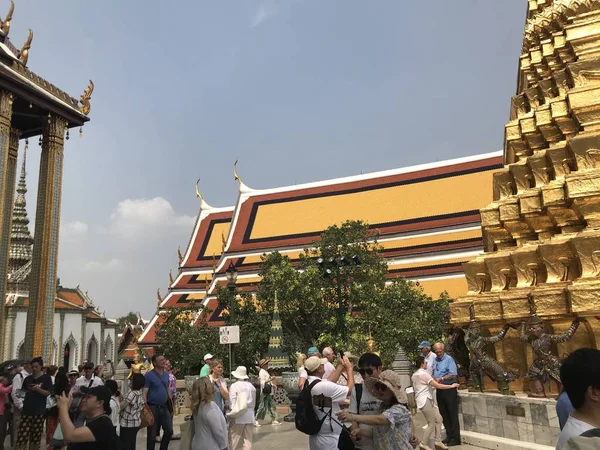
left=0, top=385, right=12, bottom=415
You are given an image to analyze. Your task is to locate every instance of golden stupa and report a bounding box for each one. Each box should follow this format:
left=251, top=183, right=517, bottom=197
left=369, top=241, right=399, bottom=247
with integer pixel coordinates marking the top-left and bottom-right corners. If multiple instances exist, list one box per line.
left=450, top=0, right=600, bottom=394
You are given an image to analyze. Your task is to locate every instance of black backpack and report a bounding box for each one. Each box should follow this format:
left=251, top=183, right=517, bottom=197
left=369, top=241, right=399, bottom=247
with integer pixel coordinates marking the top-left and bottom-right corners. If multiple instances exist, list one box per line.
left=295, top=379, right=329, bottom=435
left=262, top=382, right=272, bottom=396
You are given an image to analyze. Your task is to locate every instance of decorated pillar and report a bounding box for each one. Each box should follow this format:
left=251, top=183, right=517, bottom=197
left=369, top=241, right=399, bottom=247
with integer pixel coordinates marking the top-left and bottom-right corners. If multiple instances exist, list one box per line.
left=24, top=115, right=67, bottom=360
left=0, top=90, right=16, bottom=356
left=3, top=308, right=16, bottom=360
left=58, top=311, right=65, bottom=363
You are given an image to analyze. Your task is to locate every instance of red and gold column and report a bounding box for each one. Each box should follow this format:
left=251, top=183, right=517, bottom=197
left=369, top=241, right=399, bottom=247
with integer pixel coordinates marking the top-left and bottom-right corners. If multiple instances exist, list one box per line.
left=25, top=115, right=66, bottom=360
left=0, top=90, right=17, bottom=357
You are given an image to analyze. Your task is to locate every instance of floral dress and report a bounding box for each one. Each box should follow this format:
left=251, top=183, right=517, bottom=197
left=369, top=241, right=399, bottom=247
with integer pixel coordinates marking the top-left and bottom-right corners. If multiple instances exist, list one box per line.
left=373, top=403, right=412, bottom=450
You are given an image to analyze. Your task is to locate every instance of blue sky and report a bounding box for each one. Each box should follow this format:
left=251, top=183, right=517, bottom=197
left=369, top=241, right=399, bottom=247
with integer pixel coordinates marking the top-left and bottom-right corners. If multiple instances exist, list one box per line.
left=13, top=1, right=525, bottom=318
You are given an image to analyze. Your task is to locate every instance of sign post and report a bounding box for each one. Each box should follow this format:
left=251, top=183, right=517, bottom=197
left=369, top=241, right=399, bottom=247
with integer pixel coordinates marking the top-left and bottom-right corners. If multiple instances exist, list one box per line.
left=219, top=325, right=240, bottom=379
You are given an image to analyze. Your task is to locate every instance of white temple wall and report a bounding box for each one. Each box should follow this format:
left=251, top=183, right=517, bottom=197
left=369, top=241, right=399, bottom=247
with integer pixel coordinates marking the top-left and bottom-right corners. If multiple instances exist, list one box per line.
left=85, top=322, right=101, bottom=364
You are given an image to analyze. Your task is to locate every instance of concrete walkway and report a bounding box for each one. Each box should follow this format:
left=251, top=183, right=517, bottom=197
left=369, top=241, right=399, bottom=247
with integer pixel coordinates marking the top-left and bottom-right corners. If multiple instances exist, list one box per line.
left=136, top=411, right=486, bottom=449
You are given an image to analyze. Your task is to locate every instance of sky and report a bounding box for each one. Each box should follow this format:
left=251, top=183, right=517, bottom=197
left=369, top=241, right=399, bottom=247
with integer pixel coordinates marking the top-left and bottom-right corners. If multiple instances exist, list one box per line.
left=10, top=1, right=526, bottom=319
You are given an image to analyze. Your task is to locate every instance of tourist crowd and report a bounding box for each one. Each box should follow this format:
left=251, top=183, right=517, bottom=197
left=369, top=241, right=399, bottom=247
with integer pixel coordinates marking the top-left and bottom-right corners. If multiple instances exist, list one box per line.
left=0, top=354, right=178, bottom=450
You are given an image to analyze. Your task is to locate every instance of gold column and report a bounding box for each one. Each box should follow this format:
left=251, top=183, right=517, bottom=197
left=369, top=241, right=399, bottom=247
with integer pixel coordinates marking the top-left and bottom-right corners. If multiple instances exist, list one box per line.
left=0, top=90, right=15, bottom=358
left=24, top=115, right=67, bottom=360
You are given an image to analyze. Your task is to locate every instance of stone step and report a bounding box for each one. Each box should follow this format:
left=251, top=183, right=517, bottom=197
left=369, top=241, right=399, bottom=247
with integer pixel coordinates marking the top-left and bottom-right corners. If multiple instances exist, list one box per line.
left=462, top=430, right=553, bottom=450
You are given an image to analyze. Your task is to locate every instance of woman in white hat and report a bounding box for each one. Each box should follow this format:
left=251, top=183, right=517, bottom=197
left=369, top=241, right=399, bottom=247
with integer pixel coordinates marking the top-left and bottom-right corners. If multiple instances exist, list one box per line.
left=228, top=366, right=256, bottom=450
left=338, top=370, right=415, bottom=450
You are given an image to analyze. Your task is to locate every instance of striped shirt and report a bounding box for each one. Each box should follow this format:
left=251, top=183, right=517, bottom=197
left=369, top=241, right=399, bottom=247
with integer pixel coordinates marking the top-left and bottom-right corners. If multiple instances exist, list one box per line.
left=119, top=390, right=144, bottom=428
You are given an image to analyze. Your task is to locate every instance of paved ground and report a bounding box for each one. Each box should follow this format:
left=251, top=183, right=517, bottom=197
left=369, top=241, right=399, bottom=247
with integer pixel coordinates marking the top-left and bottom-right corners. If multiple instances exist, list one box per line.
left=136, top=411, right=486, bottom=449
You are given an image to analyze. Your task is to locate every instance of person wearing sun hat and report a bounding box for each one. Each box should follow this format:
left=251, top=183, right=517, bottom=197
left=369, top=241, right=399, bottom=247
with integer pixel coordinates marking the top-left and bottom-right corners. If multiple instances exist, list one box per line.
left=229, top=366, right=256, bottom=449
left=338, top=370, right=416, bottom=450
left=254, top=358, right=280, bottom=427
left=299, top=347, right=320, bottom=390
left=305, top=354, right=354, bottom=450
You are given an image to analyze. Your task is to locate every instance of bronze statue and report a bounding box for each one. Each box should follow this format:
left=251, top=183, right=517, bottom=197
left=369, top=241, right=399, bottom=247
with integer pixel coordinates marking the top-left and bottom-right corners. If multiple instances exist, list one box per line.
left=446, top=327, right=470, bottom=386
left=520, top=314, right=584, bottom=397
left=465, top=309, right=515, bottom=395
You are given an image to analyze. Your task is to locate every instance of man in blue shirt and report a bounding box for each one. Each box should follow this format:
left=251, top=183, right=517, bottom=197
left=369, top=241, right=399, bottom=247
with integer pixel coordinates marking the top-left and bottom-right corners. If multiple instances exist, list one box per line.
left=143, top=354, right=173, bottom=450
left=432, top=342, right=461, bottom=446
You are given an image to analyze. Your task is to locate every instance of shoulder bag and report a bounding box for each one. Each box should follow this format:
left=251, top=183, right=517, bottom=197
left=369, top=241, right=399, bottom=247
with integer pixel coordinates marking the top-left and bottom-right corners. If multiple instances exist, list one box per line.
left=226, top=390, right=248, bottom=419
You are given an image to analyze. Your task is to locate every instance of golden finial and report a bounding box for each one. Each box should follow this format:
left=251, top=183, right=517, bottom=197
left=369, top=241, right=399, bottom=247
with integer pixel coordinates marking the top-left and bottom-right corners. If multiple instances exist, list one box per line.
left=1, top=0, right=14, bottom=35
left=212, top=254, right=217, bottom=276
left=78, top=80, right=94, bottom=115
left=177, top=246, right=183, bottom=265
left=204, top=274, right=209, bottom=294
left=234, top=160, right=243, bottom=185
left=221, top=231, right=226, bottom=252
left=157, top=288, right=162, bottom=306
left=195, top=178, right=213, bottom=209
left=169, top=270, right=174, bottom=285
left=19, top=29, right=32, bottom=66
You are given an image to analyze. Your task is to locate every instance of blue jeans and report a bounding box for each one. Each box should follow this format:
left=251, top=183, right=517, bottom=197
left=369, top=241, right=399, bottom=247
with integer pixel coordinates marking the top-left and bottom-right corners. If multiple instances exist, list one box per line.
left=146, top=404, right=173, bottom=450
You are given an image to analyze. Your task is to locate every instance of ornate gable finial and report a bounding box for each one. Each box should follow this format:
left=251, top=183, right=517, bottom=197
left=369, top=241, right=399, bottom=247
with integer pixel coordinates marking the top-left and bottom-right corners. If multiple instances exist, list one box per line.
left=19, top=28, right=32, bottom=66
left=169, top=270, right=174, bottom=285
left=1, top=0, right=14, bottom=35
left=221, top=231, right=226, bottom=252
left=157, top=288, right=162, bottom=306
left=78, top=80, right=94, bottom=115
left=177, top=247, right=183, bottom=265
left=233, top=160, right=253, bottom=193
left=195, top=178, right=213, bottom=210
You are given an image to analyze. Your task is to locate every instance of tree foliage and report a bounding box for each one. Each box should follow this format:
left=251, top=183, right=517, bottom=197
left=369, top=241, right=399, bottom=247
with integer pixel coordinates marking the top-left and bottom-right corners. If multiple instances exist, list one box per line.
left=116, top=311, right=139, bottom=331
left=156, top=305, right=219, bottom=377
left=258, top=220, right=450, bottom=367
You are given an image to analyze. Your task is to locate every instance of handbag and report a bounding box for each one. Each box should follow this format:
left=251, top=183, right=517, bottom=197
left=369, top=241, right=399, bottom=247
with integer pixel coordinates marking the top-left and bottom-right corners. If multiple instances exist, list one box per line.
left=226, top=391, right=248, bottom=419
left=179, top=417, right=195, bottom=450
left=140, top=404, right=155, bottom=428
left=338, top=425, right=356, bottom=450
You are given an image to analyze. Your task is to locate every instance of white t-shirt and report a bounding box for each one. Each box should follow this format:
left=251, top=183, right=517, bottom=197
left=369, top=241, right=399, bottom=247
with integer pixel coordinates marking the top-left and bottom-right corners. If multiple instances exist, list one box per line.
left=228, top=380, right=256, bottom=425
left=109, top=397, right=120, bottom=429
left=411, top=368, right=435, bottom=410
left=348, top=384, right=382, bottom=450
left=323, top=361, right=336, bottom=380
left=258, top=368, right=270, bottom=391
left=424, top=351, right=436, bottom=376
left=556, top=416, right=594, bottom=450
left=307, top=376, right=349, bottom=450
left=74, top=374, right=104, bottom=391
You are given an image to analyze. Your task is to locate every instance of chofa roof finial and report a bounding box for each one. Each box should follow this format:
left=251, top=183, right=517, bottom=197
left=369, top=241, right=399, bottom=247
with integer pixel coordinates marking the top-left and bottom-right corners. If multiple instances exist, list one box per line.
left=19, top=28, right=32, bottom=66
left=79, top=80, right=94, bottom=115
left=233, top=160, right=254, bottom=193
left=1, top=0, right=14, bottom=35
left=195, top=178, right=213, bottom=210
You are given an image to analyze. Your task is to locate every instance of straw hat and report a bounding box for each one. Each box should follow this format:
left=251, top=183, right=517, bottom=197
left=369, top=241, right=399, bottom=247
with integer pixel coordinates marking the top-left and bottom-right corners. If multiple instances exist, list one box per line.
left=231, top=366, right=249, bottom=380
left=258, top=358, right=270, bottom=367
left=364, top=370, right=408, bottom=404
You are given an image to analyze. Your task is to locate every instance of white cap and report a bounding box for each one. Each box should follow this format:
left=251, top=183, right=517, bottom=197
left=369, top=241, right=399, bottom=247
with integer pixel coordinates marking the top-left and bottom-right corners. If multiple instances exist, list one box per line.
left=305, top=356, right=328, bottom=372
left=203, top=353, right=215, bottom=361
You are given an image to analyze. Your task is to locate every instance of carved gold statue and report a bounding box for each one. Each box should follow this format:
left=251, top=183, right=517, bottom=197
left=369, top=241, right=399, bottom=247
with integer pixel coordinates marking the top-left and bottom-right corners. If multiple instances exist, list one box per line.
left=127, top=353, right=146, bottom=380
left=520, top=314, right=584, bottom=398
left=1, top=0, right=14, bottom=35
left=78, top=80, right=94, bottom=115
left=19, top=29, right=32, bottom=66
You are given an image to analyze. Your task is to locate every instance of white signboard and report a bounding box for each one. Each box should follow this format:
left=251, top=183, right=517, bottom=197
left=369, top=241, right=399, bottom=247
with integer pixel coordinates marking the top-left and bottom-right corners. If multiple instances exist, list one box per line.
left=219, top=325, right=240, bottom=344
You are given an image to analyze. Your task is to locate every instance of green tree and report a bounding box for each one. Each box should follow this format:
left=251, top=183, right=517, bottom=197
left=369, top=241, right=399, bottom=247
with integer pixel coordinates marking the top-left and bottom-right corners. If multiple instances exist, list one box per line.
left=257, top=219, right=450, bottom=367
left=156, top=304, right=219, bottom=377
left=216, top=287, right=272, bottom=373
left=116, top=311, right=138, bottom=330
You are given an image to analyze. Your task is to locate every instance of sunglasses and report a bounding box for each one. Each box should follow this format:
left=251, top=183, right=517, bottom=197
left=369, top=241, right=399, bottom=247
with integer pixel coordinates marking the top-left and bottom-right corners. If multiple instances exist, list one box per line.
left=358, top=367, right=374, bottom=376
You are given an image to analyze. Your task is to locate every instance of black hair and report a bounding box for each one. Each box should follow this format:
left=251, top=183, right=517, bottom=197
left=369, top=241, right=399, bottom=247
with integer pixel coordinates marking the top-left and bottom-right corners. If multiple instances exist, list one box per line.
left=358, top=353, right=382, bottom=368
left=31, top=357, right=43, bottom=366
left=415, top=356, right=426, bottom=367
left=560, top=348, right=600, bottom=409
left=83, top=362, right=94, bottom=370
left=151, top=355, right=159, bottom=364
left=105, top=379, right=118, bottom=396
left=131, top=373, right=145, bottom=391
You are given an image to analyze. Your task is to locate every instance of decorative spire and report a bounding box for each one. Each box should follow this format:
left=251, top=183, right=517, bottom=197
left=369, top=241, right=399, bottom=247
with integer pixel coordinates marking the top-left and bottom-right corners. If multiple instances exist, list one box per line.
left=78, top=80, right=94, bottom=115
left=169, top=270, right=174, bottom=285
left=266, top=291, right=289, bottom=368
left=8, top=143, right=33, bottom=279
